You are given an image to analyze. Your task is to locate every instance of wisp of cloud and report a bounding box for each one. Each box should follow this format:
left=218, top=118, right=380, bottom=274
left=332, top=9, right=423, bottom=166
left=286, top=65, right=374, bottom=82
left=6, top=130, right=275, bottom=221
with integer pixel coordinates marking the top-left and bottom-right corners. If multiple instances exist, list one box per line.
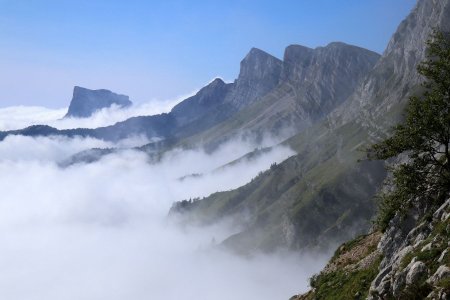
left=0, top=94, right=186, bottom=131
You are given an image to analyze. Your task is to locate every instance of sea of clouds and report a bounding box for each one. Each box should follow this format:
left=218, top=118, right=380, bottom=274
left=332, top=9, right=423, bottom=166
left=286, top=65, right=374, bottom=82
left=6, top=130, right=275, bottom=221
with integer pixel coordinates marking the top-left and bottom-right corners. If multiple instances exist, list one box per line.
left=0, top=104, right=327, bottom=300
left=0, top=94, right=183, bottom=131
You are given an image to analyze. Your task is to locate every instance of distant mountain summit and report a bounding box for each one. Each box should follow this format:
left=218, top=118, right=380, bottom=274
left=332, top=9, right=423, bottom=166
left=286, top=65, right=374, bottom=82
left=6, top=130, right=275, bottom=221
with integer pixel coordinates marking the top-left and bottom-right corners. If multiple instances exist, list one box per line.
left=227, top=47, right=283, bottom=109
left=64, top=86, right=132, bottom=118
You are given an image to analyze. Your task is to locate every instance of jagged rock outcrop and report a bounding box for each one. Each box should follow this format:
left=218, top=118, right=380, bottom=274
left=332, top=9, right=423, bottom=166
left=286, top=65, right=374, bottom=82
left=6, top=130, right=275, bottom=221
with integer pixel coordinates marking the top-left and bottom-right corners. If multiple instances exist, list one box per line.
left=291, top=198, right=449, bottom=300
left=65, top=86, right=132, bottom=118
left=225, top=48, right=283, bottom=109
left=365, top=199, right=450, bottom=300
left=171, top=48, right=283, bottom=141
left=171, top=78, right=232, bottom=126
left=161, top=48, right=282, bottom=133
left=180, top=42, right=380, bottom=150
left=281, top=42, right=380, bottom=116
left=337, top=0, right=450, bottom=130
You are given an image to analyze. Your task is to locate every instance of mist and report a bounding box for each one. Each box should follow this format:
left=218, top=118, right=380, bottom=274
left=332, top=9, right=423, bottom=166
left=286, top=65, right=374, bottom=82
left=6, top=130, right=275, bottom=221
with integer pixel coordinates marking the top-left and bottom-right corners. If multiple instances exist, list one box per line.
left=0, top=117, right=327, bottom=300
left=0, top=95, right=187, bottom=131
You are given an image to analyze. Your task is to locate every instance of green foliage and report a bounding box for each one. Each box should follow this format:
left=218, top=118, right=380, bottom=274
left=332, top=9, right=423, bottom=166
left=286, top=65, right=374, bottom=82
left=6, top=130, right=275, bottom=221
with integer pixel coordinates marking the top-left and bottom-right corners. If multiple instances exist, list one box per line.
left=400, top=217, right=450, bottom=273
left=368, top=31, right=450, bottom=230
left=310, top=256, right=382, bottom=300
left=401, top=248, right=442, bottom=270
left=437, top=277, right=450, bottom=289
left=397, top=282, right=432, bottom=300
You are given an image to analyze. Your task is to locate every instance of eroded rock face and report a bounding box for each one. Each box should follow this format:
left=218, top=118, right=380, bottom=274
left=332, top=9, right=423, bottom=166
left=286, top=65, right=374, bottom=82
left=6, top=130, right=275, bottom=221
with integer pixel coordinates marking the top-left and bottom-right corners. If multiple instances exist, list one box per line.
left=427, top=265, right=450, bottom=285
left=338, top=0, right=450, bottom=128
left=65, top=86, right=132, bottom=118
left=367, top=199, right=450, bottom=300
left=281, top=42, right=380, bottom=116
left=170, top=78, right=232, bottom=126
left=406, top=261, right=427, bottom=285
left=239, top=42, right=381, bottom=137
left=170, top=49, right=283, bottom=133
left=226, top=48, right=283, bottom=109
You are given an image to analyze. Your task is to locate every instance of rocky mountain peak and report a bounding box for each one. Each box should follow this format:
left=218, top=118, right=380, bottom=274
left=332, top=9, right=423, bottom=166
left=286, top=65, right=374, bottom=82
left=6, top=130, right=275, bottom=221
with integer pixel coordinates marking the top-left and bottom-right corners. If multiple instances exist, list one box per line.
left=181, top=78, right=228, bottom=106
left=238, top=48, right=282, bottom=82
left=381, top=0, right=450, bottom=88
left=282, top=44, right=314, bottom=69
left=385, top=0, right=450, bottom=56
left=170, top=77, right=232, bottom=126
left=278, top=42, right=380, bottom=120
left=338, top=0, right=450, bottom=125
left=206, top=77, right=226, bottom=89
left=226, top=48, right=283, bottom=108
left=320, top=41, right=380, bottom=58
left=65, top=86, right=132, bottom=118
left=282, top=42, right=380, bottom=84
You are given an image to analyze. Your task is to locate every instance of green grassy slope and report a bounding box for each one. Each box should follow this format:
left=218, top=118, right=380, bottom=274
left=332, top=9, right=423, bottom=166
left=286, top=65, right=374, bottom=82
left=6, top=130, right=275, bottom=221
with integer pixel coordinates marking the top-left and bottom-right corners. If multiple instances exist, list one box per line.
left=171, top=116, right=387, bottom=253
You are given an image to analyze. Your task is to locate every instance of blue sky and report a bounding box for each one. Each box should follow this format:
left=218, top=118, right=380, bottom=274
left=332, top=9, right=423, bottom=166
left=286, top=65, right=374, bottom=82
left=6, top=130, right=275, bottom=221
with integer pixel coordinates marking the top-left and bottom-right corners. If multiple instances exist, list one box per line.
left=0, top=0, right=416, bottom=108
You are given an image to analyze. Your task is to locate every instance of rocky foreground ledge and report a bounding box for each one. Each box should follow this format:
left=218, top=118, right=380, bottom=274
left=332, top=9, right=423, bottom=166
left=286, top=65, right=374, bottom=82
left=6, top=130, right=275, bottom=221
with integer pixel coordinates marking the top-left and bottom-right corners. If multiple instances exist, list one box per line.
left=291, top=199, right=450, bottom=300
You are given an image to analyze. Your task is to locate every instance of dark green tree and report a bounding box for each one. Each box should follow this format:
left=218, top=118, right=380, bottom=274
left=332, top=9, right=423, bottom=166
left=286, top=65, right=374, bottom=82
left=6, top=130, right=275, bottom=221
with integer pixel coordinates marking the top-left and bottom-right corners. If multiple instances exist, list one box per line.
left=368, top=31, right=450, bottom=230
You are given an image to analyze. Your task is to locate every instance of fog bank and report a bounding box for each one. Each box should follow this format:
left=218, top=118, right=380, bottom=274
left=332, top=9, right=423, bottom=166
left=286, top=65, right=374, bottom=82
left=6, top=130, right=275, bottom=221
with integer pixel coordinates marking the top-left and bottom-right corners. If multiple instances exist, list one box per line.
left=0, top=123, right=327, bottom=299
left=0, top=96, right=183, bottom=131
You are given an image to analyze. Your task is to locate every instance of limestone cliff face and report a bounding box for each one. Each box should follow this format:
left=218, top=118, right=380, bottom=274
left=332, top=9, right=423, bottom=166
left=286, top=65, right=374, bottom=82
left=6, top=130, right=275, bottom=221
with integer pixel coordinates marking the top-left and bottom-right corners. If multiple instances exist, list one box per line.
left=180, top=42, right=380, bottom=150
left=164, top=48, right=283, bottom=135
left=226, top=48, right=283, bottom=109
left=170, top=78, right=232, bottom=126
left=291, top=199, right=450, bottom=300
left=236, top=41, right=381, bottom=136
left=366, top=199, right=450, bottom=299
left=65, top=86, right=132, bottom=118
left=281, top=42, right=380, bottom=120
left=172, top=48, right=283, bottom=119
left=338, top=0, right=450, bottom=128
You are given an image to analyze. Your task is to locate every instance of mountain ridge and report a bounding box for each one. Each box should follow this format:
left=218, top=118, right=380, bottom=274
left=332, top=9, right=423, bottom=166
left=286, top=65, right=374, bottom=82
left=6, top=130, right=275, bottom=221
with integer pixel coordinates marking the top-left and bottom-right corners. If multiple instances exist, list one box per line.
left=169, top=0, right=450, bottom=255
left=0, top=42, right=379, bottom=150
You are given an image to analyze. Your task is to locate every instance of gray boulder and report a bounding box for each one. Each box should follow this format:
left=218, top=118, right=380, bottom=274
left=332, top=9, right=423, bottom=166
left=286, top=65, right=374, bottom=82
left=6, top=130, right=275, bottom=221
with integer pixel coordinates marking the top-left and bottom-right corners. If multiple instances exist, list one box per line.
left=427, top=265, right=450, bottom=285
left=406, top=261, right=427, bottom=285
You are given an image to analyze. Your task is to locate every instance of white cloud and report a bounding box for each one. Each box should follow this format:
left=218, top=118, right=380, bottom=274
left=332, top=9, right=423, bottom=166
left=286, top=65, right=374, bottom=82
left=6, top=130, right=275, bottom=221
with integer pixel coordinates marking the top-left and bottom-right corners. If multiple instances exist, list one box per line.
left=0, top=117, right=327, bottom=300
left=0, top=91, right=193, bottom=131
left=0, top=105, right=67, bottom=131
